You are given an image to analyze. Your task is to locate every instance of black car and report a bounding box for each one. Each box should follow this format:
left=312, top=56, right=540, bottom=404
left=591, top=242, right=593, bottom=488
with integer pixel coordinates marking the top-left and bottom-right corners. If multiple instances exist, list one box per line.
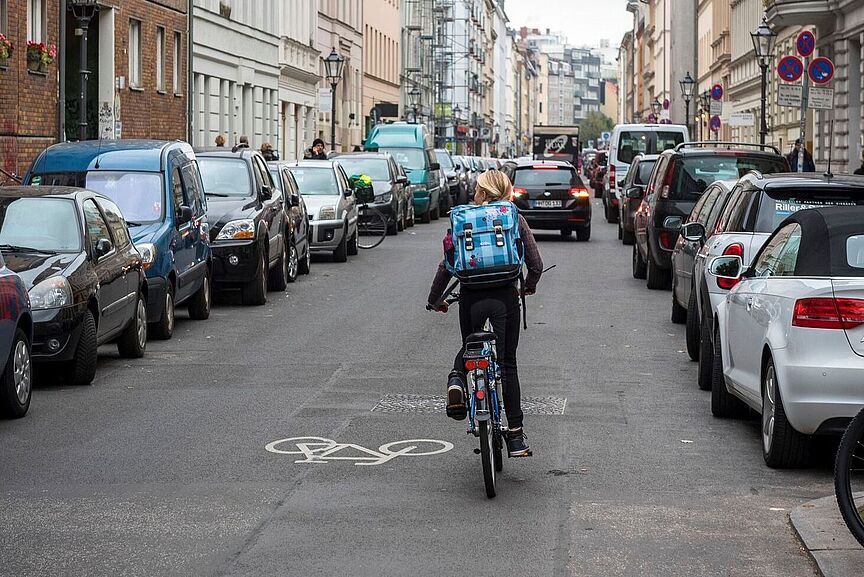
left=332, top=152, right=409, bottom=235
left=452, top=155, right=476, bottom=199
left=269, top=162, right=313, bottom=278
left=618, top=154, right=658, bottom=245
left=197, top=149, right=290, bottom=306
left=0, top=187, right=148, bottom=386
left=436, top=149, right=468, bottom=207
left=500, top=159, right=592, bottom=241
left=633, top=142, right=789, bottom=289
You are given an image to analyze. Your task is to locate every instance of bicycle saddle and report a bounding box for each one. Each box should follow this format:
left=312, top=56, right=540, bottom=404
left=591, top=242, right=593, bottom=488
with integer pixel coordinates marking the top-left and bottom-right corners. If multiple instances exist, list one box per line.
left=466, top=331, right=496, bottom=344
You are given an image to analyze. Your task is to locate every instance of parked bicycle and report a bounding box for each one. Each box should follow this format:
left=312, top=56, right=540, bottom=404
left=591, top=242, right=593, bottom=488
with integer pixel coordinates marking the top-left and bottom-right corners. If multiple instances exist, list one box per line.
left=350, top=174, right=387, bottom=249
left=835, top=405, right=864, bottom=547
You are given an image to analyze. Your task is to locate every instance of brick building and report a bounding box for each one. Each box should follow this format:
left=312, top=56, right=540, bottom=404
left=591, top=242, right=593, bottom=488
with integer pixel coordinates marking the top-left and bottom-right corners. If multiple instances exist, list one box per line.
left=0, top=0, right=188, bottom=178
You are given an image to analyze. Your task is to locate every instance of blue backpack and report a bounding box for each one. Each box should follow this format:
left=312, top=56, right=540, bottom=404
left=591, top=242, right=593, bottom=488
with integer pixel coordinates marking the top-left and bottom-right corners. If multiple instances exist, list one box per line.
left=444, top=201, right=524, bottom=288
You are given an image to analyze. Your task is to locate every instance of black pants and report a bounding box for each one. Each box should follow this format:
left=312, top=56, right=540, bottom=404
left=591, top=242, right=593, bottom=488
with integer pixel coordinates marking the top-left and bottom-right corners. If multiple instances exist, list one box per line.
left=453, top=285, right=523, bottom=429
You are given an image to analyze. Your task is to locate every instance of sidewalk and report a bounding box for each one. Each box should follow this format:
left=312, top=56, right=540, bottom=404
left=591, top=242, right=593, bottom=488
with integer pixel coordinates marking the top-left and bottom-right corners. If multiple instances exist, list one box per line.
left=790, top=494, right=864, bottom=576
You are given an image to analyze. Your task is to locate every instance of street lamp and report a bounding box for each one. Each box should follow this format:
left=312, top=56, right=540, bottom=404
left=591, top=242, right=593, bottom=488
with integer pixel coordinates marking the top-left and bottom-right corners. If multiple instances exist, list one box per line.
left=408, top=87, right=422, bottom=123
left=651, top=98, right=662, bottom=123
left=323, top=47, right=345, bottom=152
left=68, top=0, right=100, bottom=141
left=751, top=17, right=777, bottom=145
left=679, top=71, right=696, bottom=136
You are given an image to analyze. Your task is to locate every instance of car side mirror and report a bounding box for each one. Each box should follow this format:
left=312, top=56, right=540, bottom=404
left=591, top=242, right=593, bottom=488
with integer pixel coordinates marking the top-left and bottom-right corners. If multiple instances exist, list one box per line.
left=663, top=216, right=683, bottom=231
left=344, top=187, right=353, bottom=198
left=708, top=255, right=744, bottom=280
left=290, top=194, right=300, bottom=207
left=626, top=186, right=642, bottom=199
left=259, top=185, right=273, bottom=201
left=176, top=205, right=193, bottom=227
left=681, top=222, right=706, bottom=243
left=94, top=238, right=113, bottom=259
left=396, top=175, right=408, bottom=184
left=430, top=162, right=441, bottom=171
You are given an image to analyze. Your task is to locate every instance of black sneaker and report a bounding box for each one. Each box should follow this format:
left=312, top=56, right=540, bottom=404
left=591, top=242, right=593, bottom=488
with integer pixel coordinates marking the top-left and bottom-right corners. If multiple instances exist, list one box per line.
left=505, top=429, right=532, bottom=457
left=446, top=371, right=467, bottom=421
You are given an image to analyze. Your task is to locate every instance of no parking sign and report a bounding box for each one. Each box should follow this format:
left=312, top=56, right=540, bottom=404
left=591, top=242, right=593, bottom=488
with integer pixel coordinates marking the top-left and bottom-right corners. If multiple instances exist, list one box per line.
left=808, top=57, right=835, bottom=84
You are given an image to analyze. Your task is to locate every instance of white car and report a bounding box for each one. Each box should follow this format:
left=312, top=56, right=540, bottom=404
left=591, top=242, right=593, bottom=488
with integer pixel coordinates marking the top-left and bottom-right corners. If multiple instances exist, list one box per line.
left=710, top=203, right=864, bottom=468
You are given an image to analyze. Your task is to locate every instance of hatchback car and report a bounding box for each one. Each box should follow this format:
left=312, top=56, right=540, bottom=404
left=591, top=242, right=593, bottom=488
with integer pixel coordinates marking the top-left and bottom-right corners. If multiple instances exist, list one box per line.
left=26, top=140, right=212, bottom=340
left=711, top=205, right=864, bottom=468
left=334, top=152, right=409, bottom=235
left=501, top=159, right=592, bottom=240
left=0, top=254, right=32, bottom=418
left=0, top=187, right=147, bottom=386
left=618, top=154, right=658, bottom=245
left=436, top=149, right=467, bottom=207
left=633, top=143, right=789, bottom=289
left=452, top=155, right=476, bottom=200
left=269, top=162, right=312, bottom=278
left=287, top=160, right=358, bottom=262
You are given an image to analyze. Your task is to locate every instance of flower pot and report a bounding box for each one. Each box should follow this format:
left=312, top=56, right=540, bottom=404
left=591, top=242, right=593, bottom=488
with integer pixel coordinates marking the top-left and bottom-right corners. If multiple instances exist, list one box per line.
left=39, top=61, right=47, bottom=73
left=27, top=59, right=40, bottom=72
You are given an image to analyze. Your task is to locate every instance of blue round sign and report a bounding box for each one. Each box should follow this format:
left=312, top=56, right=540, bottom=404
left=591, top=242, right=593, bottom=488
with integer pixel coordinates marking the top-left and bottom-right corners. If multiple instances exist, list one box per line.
left=711, top=84, right=723, bottom=101
left=797, top=30, right=815, bottom=58
left=777, top=55, right=804, bottom=82
left=808, top=57, right=835, bottom=84
left=709, top=115, right=721, bottom=132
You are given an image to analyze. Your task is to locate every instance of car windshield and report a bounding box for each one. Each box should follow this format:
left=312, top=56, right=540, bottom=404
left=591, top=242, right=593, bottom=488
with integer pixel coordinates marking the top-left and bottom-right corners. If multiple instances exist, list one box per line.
left=381, top=148, right=426, bottom=171
left=514, top=168, right=578, bottom=187
left=617, top=131, right=685, bottom=164
left=0, top=197, right=81, bottom=253
left=198, top=158, right=253, bottom=197
left=84, top=171, right=164, bottom=224
left=289, top=167, right=338, bottom=195
left=336, top=158, right=390, bottom=181
left=755, top=189, right=864, bottom=232
left=435, top=152, right=455, bottom=169
left=670, top=155, right=787, bottom=201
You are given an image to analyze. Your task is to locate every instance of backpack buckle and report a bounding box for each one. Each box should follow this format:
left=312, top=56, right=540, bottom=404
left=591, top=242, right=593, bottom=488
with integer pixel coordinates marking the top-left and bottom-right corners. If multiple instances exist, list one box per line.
left=464, top=223, right=474, bottom=251
left=493, top=219, right=504, bottom=247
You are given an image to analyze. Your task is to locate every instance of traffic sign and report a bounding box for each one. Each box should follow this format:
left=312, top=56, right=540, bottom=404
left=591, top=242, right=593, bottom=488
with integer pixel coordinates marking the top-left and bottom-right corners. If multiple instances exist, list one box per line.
left=777, top=83, right=803, bottom=107
left=808, top=87, right=835, bottom=110
left=728, top=112, right=755, bottom=127
left=709, top=101, right=722, bottom=116
left=808, top=57, right=835, bottom=84
left=711, top=84, right=724, bottom=101
left=709, top=115, right=721, bottom=132
left=777, top=55, right=804, bottom=82
left=797, top=30, right=816, bottom=58
left=600, top=131, right=611, bottom=141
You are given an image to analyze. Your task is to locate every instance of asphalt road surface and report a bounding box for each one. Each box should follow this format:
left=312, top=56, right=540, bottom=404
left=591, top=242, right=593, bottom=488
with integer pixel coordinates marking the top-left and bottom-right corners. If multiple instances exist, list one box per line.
left=0, top=201, right=829, bottom=576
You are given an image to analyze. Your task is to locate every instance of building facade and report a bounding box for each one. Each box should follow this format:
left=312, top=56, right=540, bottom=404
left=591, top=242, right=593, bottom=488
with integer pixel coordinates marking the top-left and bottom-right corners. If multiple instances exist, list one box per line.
left=278, top=0, right=319, bottom=161
left=362, top=0, right=400, bottom=137
left=318, top=0, right=363, bottom=152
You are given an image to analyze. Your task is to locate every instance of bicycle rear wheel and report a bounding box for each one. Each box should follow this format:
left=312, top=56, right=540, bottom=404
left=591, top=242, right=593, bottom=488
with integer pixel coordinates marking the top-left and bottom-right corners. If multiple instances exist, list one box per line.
left=357, top=206, right=387, bottom=249
left=479, top=420, right=497, bottom=498
left=835, top=407, right=864, bottom=547
left=493, top=430, right=503, bottom=473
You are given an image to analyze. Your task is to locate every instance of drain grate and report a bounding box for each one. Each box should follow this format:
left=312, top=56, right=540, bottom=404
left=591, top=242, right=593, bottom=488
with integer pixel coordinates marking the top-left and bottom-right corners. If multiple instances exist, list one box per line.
left=371, top=394, right=566, bottom=415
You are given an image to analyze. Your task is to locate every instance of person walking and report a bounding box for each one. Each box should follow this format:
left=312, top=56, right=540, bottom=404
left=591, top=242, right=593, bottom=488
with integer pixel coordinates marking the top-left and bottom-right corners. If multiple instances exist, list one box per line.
left=260, top=143, right=278, bottom=161
left=787, top=139, right=815, bottom=172
left=215, top=134, right=226, bottom=147
left=310, top=138, right=328, bottom=160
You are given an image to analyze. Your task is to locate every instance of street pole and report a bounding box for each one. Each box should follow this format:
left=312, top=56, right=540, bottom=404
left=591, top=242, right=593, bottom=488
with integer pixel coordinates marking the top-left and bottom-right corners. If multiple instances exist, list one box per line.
left=684, top=99, right=690, bottom=138
left=759, top=63, right=768, bottom=145
left=798, top=56, right=810, bottom=172
left=330, top=82, right=337, bottom=153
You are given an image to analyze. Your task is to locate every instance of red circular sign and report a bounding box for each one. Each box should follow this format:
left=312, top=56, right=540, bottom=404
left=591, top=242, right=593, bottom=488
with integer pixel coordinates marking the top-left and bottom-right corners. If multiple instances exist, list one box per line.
left=797, top=30, right=816, bottom=58
left=808, top=57, right=835, bottom=84
left=777, top=56, right=804, bottom=82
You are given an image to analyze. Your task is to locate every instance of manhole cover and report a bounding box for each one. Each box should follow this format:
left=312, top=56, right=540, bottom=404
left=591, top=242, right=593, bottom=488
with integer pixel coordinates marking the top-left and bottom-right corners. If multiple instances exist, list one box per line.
left=371, top=394, right=566, bottom=415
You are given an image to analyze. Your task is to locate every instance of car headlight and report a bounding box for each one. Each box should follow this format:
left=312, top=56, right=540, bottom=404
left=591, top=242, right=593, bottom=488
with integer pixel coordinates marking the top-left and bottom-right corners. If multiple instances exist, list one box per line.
left=216, top=219, right=256, bottom=241
left=374, top=193, right=392, bottom=203
left=28, top=276, right=72, bottom=310
left=318, top=206, right=337, bottom=220
left=135, top=243, right=156, bottom=269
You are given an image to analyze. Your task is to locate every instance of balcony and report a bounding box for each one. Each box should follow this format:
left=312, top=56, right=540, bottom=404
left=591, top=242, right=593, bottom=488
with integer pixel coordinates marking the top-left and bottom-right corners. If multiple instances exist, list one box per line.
left=765, top=1, right=836, bottom=29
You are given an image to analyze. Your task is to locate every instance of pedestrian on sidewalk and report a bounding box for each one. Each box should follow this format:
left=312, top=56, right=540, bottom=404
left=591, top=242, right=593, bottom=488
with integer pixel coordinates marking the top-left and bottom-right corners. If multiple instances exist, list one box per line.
left=787, top=139, right=815, bottom=172
left=232, top=135, right=250, bottom=153
left=215, top=134, right=225, bottom=148
left=310, top=138, right=328, bottom=160
left=260, top=142, right=278, bottom=161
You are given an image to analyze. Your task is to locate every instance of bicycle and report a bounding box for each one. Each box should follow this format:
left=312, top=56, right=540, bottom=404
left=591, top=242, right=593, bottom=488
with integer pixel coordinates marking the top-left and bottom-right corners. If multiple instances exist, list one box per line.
left=356, top=201, right=387, bottom=249
left=834, top=405, right=864, bottom=547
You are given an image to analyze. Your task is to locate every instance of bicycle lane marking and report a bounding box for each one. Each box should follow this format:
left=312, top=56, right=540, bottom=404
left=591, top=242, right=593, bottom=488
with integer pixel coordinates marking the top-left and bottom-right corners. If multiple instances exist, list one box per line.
left=264, top=437, right=454, bottom=466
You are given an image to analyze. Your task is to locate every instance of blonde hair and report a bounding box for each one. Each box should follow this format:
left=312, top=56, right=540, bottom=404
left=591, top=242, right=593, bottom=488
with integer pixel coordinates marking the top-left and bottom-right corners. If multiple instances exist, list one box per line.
left=475, top=170, right=513, bottom=203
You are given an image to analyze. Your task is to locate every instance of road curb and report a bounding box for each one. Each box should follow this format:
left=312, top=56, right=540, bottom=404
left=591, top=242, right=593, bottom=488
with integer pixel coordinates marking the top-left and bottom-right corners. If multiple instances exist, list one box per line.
left=790, top=494, right=864, bottom=577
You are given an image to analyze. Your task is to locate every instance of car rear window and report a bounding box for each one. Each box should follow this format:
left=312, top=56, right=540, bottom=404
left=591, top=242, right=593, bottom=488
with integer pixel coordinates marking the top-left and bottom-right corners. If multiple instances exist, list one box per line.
left=668, top=155, right=787, bottom=201
left=617, top=131, right=685, bottom=164
left=635, top=160, right=656, bottom=185
left=513, top=168, right=578, bottom=187
left=755, top=189, right=864, bottom=232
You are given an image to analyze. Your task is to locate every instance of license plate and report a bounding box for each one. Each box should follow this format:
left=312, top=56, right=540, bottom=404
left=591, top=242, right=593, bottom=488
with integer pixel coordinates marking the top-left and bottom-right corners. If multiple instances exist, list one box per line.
left=535, top=200, right=561, bottom=208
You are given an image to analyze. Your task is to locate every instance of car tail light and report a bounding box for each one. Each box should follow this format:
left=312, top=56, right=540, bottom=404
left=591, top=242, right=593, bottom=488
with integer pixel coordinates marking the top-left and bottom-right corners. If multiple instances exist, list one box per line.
left=531, top=165, right=558, bottom=169
left=792, top=298, right=864, bottom=329
left=512, top=187, right=527, bottom=199
left=659, top=229, right=675, bottom=250
left=717, top=243, right=744, bottom=290
left=659, top=163, right=675, bottom=199
left=608, top=164, right=616, bottom=192
left=569, top=187, right=590, bottom=199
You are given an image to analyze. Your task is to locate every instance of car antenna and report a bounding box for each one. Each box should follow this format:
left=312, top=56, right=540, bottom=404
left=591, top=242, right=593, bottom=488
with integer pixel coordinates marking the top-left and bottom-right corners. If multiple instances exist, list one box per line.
left=824, top=120, right=834, bottom=180
left=94, top=125, right=108, bottom=169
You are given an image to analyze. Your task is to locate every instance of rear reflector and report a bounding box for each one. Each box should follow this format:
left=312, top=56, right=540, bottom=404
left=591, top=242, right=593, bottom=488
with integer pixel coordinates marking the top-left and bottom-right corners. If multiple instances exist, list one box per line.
left=793, top=298, right=864, bottom=329
left=718, top=243, right=744, bottom=290
left=475, top=389, right=486, bottom=400
left=659, top=229, right=675, bottom=250
left=465, top=359, right=490, bottom=370
left=608, top=164, right=616, bottom=192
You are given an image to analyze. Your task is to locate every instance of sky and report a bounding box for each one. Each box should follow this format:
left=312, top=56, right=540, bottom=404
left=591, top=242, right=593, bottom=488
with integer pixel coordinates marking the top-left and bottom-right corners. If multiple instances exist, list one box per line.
left=504, top=0, right=632, bottom=49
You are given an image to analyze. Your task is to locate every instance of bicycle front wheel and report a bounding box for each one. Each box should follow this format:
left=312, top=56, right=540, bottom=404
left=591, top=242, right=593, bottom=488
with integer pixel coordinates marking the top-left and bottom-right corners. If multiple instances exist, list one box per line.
left=835, top=407, right=864, bottom=547
left=479, top=420, right=497, bottom=499
left=357, top=206, right=387, bottom=249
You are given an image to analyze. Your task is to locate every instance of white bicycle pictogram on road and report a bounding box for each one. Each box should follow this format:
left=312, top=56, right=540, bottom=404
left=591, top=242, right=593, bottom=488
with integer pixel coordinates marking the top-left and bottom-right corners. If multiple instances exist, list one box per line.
left=264, top=436, right=454, bottom=466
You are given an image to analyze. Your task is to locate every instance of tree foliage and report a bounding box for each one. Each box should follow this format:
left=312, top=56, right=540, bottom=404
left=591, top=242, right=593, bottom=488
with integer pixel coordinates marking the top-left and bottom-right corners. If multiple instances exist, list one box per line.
left=580, top=112, right=615, bottom=145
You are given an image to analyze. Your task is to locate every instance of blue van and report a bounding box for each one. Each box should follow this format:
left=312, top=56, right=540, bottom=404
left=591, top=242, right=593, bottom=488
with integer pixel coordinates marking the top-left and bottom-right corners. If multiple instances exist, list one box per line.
left=364, top=123, right=442, bottom=223
left=25, top=140, right=212, bottom=340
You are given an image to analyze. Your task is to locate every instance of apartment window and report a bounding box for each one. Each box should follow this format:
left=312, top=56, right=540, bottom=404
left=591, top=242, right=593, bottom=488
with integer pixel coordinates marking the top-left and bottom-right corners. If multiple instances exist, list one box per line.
left=129, top=20, right=142, bottom=88
left=156, top=27, right=165, bottom=91
left=539, top=102, right=542, bottom=113
left=0, top=0, right=7, bottom=35
left=27, top=0, right=45, bottom=42
left=173, top=32, right=181, bottom=94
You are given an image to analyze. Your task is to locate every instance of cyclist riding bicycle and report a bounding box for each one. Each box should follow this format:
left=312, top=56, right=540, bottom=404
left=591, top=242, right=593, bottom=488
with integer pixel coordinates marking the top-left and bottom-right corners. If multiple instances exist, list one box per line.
left=427, top=170, right=544, bottom=457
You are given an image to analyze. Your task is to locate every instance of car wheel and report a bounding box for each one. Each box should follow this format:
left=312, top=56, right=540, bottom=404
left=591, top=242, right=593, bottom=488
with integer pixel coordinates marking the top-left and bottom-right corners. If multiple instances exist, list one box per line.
left=617, top=221, right=623, bottom=240
left=622, top=227, right=635, bottom=245
left=646, top=250, right=669, bottom=290
left=268, top=241, right=289, bottom=291
left=387, top=215, right=398, bottom=236
left=697, top=315, right=713, bottom=390
left=64, top=310, right=98, bottom=386
left=298, top=244, right=311, bottom=275
left=150, top=284, right=175, bottom=340
left=187, top=269, right=212, bottom=320
left=711, top=326, right=747, bottom=418
left=397, top=209, right=406, bottom=232
left=605, top=202, right=616, bottom=224
left=632, top=244, right=647, bottom=279
left=594, top=187, right=602, bottom=199
left=685, top=289, right=700, bottom=361
left=419, top=207, right=431, bottom=224
left=762, top=357, right=812, bottom=468
left=560, top=228, right=573, bottom=238
left=117, top=295, right=147, bottom=359
left=430, top=202, right=440, bottom=221
left=407, top=205, right=415, bottom=227
left=333, top=226, right=348, bottom=262
left=671, top=291, right=687, bottom=325
left=0, top=328, right=32, bottom=419
left=347, top=227, right=359, bottom=256
left=242, top=249, right=268, bottom=305
left=286, top=239, right=299, bottom=283
left=576, top=226, right=591, bottom=241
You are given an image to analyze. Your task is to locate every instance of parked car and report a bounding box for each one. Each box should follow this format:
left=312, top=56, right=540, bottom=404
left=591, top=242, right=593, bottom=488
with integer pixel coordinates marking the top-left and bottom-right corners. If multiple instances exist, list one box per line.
left=435, top=149, right=468, bottom=207
left=286, top=160, right=358, bottom=262
left=710, top=205, right=864, bottom=468
left=452, top=155, right=476, bottom=200
left=0, top=187, right=147, bottom=386
left=633, top=143, right=788, bottom=290
left=589, top=151, right=607, bottom=198
left=581, top=149, right=597, bottom=178
left=332, top=152, right=408, bottom=235
left=364, top=123, right=442, bottom=223
left=268, top=162, right=313, bottom=277
left=26, top=140, right=212, bottom=340
left=394, top=162, right=416, bottom=227
left=691, top=172, right=864, bottom=391
left=500, top=159, right=592, bottom=240
left=197, top=149, right=291, bottom=305
left=618, top=154, right=658, bottom=245
left=0, top=253, right=32, bottom=418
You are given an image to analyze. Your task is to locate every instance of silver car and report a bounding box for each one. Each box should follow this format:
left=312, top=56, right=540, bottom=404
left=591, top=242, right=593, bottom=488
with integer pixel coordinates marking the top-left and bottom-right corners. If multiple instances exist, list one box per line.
left=287, top=160, right=358, bottom=263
